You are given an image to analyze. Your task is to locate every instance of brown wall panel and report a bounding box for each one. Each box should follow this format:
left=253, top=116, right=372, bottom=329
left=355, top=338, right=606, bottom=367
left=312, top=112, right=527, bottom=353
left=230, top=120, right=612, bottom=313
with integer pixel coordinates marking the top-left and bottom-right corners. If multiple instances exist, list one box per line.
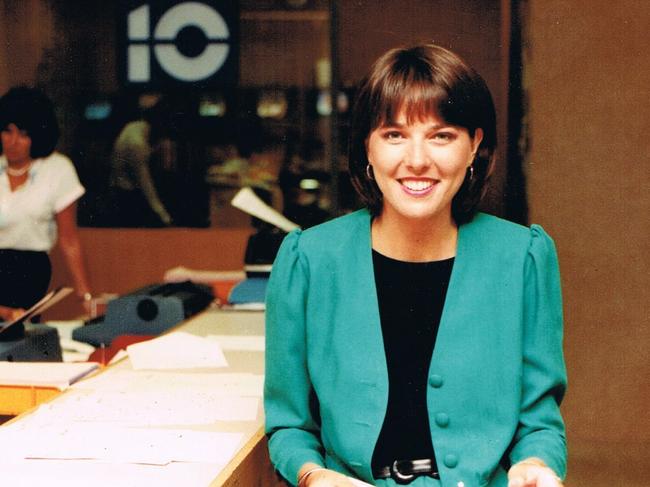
left=526, top=0, right=650, bottom=445
left=0, top=1, right=56, bottom=94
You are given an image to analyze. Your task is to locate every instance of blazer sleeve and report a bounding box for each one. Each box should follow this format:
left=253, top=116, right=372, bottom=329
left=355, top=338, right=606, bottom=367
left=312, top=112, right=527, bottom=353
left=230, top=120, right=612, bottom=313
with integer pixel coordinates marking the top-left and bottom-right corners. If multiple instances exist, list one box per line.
left=264, top=230, right=325, bottom=485
left=509, top=225, right=568, bottom=478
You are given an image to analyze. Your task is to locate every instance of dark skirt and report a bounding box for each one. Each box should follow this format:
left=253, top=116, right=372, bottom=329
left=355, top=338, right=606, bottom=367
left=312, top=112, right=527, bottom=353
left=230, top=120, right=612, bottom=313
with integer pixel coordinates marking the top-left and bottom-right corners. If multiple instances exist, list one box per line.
left=0, top=249, right=52, bottom=309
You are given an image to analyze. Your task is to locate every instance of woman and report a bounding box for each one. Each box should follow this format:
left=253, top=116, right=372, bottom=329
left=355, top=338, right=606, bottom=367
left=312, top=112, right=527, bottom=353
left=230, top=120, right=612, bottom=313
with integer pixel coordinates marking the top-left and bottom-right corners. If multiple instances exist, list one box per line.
left=0, top=86, right=92, bottom=311
left=264, top=45, right=566, bottom=487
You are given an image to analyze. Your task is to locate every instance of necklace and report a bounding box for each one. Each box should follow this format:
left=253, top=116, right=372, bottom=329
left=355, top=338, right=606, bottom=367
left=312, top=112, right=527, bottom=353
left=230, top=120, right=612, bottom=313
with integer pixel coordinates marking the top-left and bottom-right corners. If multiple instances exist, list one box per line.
left=6, top=163, right=32, bottom=177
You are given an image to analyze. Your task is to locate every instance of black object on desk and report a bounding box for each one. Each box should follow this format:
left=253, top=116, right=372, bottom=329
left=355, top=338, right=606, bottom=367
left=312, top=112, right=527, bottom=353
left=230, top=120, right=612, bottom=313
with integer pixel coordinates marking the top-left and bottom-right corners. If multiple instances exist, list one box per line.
left=0, top=323, right=62, bottom=362
left=72, top=281, right=214, bottom=347
left=0, top=287, right=70, bottom=362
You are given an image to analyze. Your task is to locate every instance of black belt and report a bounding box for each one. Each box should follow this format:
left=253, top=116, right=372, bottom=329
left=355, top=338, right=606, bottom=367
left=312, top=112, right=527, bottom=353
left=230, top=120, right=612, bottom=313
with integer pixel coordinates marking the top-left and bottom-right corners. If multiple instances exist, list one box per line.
left=373, top=459, right=439, bottom=484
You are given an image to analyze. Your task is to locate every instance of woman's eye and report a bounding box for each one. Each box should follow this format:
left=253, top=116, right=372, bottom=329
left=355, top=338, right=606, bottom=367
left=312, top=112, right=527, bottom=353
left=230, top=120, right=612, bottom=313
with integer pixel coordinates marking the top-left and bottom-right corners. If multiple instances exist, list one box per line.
left=384, top=131, right=403, bottom=141
left=433, top=132, right=455, bottom=142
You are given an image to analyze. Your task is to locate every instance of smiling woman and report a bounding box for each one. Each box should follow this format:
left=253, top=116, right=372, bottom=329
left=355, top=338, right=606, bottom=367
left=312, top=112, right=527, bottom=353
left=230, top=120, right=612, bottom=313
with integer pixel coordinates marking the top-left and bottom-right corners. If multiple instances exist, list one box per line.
left=366, top=116, right=483, bottom=260
left=349, top=44, right=497, bottom=227
left=264, top=44, right=567, bottom=487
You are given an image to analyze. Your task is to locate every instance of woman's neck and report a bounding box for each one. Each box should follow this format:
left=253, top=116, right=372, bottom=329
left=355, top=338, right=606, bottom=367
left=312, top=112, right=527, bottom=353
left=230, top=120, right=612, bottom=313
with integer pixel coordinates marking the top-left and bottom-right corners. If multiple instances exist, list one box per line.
left=5, top=158, right=33, bottom=191
left=371, top=211, right=458, bottom=262
left=7, top=160, right=32, bottom=173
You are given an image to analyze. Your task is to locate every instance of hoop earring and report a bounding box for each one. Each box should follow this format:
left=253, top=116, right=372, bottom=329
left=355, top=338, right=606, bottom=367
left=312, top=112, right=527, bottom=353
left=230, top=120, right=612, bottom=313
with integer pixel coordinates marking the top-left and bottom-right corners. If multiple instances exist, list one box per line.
left=366, top=164, right=374, bottom=180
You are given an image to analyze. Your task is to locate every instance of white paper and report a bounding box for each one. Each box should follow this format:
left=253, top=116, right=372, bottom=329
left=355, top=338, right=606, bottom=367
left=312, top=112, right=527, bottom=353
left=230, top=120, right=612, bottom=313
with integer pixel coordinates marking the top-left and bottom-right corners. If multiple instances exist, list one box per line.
left=108, top=348, right=129, bottom=365
left=34, top=388, right=260, bottom=425
left=126, top=332, right=228, bottom=370
left=0, top=362, right=99, bottom=390
left=73, top=370, right=264, bottom=397
left=231, top=187, right=299, bottom=232
left=163, top=266, right=245, bottom=284
left=0, top=459, right=224, bottom=487
left=1, top=421, right=243, bottom=465
left=207, top=334, right=265, bottom=351
left=223, top=302, right=266, bottom=311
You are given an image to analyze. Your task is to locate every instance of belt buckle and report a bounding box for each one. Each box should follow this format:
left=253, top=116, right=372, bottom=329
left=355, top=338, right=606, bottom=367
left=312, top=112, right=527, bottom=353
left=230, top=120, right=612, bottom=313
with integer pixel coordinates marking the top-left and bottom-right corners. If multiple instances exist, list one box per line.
left=390, top=460, right=416, bottom=485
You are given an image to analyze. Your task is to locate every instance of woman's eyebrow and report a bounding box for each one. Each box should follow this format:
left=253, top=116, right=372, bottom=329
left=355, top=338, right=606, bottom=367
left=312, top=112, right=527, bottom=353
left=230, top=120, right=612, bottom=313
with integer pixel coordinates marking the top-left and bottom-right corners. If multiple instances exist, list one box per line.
left=379, top=121, right=447, bottom=130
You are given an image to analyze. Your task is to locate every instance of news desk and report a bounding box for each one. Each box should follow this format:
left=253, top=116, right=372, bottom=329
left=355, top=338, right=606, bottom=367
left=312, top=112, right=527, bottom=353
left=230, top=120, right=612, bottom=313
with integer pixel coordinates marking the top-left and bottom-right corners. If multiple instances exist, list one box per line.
left=0, top=308, right=285, bottom=487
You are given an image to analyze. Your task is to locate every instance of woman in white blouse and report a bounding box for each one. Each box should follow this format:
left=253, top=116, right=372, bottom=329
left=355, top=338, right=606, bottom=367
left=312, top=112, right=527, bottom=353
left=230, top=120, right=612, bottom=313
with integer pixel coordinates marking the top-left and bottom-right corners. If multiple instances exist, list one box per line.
left=0, top=86, right=92, bottom=313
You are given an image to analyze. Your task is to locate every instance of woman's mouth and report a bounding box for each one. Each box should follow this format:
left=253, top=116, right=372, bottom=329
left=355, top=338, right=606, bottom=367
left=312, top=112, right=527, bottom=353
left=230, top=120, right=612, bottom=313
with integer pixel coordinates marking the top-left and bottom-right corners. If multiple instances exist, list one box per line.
left=399, top=178, right=437, bottom=195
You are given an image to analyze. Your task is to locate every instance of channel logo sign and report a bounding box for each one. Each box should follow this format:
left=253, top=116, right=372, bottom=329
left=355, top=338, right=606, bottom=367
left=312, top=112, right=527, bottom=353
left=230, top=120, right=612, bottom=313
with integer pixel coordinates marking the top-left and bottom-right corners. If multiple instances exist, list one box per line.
left=120, top=1, right=238, bottom=87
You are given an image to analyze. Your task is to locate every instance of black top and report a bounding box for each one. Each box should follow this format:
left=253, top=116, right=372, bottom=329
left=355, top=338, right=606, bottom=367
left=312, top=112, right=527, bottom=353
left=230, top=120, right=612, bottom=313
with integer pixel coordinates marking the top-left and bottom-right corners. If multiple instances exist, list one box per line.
left=370, top=249, right=454, bottom=469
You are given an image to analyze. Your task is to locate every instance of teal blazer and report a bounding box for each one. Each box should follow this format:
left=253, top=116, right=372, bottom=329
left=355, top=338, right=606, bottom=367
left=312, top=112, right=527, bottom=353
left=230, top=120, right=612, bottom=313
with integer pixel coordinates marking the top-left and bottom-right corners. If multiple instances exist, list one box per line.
left=264, top=210, right=567, bottom=487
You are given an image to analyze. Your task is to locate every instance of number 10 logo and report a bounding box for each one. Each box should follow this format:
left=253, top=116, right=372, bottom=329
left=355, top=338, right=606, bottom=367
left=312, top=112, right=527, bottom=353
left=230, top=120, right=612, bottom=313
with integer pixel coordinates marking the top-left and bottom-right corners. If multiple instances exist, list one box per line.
left=125, top=1, right=236, bottom=84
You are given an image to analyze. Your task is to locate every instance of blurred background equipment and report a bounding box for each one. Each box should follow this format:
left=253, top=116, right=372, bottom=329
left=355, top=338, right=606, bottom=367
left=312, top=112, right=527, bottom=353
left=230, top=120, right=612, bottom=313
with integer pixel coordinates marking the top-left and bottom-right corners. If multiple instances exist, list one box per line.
left=72, top=281, right=213, bottom=347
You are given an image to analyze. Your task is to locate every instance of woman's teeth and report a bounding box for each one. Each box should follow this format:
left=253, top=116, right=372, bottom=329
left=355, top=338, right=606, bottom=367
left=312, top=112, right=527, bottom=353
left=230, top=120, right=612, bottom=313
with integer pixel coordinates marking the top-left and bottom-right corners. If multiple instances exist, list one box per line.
left=401, top=179, right=433, bottom=191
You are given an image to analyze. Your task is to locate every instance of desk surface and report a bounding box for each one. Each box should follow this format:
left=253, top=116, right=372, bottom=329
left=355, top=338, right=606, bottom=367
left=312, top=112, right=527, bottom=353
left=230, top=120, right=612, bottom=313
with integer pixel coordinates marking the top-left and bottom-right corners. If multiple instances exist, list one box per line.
left=0, top=308, right=283, bottom=487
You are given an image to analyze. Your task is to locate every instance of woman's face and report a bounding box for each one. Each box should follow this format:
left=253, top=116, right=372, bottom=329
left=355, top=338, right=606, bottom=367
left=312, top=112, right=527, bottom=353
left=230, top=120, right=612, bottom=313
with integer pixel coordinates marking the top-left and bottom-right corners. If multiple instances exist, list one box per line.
left=366, top=110, right=482, bottom=225
left=1, top=123, right=32, bottom=166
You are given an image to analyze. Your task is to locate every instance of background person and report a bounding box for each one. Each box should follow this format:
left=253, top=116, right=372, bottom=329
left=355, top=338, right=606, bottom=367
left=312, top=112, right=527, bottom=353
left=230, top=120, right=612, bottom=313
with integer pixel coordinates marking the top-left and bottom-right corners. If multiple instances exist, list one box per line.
left=264, top=44, right=566, bottom=487
left=107, top=94, right=175, bottom=227
left=0, top=86, right=92, bottom=311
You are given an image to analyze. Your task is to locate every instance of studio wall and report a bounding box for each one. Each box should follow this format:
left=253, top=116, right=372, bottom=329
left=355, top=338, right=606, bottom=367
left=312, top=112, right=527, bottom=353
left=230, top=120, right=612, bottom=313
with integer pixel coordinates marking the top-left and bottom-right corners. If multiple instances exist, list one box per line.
left=524, top=0, right=649, bottom=481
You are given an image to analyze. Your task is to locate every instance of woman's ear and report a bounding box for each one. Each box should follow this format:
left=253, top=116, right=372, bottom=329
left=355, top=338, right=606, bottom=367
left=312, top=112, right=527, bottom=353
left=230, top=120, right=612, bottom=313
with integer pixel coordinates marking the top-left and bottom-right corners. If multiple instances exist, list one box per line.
left=472, top=128, right=484, bottom=154
left=364, top=137, right=373, bottom=165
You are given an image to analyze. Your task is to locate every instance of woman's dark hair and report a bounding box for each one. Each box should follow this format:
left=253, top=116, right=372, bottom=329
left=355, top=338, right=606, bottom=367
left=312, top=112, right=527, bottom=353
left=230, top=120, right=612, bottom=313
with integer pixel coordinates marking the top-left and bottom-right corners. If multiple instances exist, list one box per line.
left=0, top=86, right=60, bottom=158
left=349, top=44, right=497, bottom=224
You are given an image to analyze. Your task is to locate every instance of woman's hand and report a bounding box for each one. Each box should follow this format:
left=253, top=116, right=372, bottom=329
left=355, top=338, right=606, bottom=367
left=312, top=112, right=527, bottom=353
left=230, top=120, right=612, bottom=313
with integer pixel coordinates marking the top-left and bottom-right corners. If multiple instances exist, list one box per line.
left=508, top=458, right=563, bottom=487
left=0, top=305, right=24, bottom=321
left=298, top=463, right=358, bottom=487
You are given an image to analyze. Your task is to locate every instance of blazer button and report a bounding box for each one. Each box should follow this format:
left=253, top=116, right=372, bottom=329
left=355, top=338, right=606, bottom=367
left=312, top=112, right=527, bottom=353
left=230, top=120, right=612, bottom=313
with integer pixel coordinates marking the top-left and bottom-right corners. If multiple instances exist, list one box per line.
left=435, top=412, right=450, bottom=427
left=429, top=374, right=444, bottom=388
left=444, top=454, right=458, bottom=468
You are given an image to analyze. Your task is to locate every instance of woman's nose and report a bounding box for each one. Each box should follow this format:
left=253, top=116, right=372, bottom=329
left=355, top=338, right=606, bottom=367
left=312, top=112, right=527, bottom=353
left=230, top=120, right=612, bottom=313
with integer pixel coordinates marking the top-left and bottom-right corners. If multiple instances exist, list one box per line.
left=405, top=140, right=430, bottom=171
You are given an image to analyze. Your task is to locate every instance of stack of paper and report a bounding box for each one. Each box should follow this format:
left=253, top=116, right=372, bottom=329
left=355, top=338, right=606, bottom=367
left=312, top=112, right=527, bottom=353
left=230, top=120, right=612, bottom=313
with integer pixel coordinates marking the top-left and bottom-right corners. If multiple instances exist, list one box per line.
left=0, top=362, right=99, bottom=390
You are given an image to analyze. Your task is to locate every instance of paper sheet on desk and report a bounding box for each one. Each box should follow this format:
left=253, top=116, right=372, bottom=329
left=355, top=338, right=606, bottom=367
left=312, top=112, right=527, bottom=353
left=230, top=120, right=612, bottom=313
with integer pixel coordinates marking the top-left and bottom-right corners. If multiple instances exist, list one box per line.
left=127, top=332, right=228, bottom=370
left=0, top=459, right=224, bottom=487
left=74, top=370, right=264, bottom=397
left=0, top=362, right=99, bottom=390
left=1, top=420, right=243, bottom=465
left=35, top=388, right=260, bottom=424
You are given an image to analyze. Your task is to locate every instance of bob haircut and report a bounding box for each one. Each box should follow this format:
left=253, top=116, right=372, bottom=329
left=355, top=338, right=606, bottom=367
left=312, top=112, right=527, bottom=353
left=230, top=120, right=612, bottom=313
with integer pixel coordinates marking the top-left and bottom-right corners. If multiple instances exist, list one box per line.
left=349, top=44, right=497, bottom=224
left=0, top=86, right=60, bottom=159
